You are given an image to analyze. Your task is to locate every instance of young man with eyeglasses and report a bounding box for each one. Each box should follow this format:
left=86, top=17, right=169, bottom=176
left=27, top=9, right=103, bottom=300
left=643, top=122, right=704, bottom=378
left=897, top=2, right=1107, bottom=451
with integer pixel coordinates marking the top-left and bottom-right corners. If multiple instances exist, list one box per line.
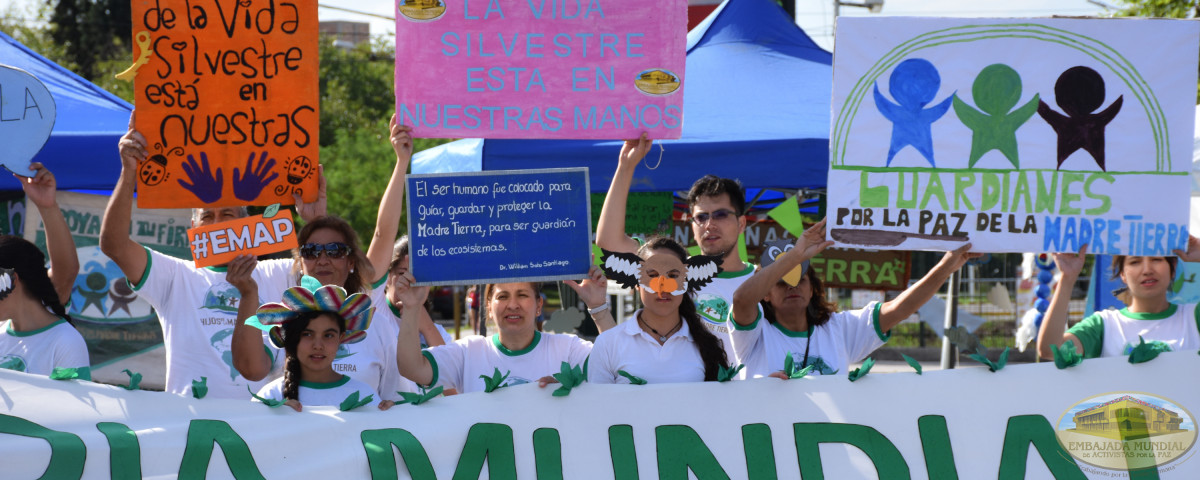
left=101, top=113, right=414, bottom=398
left=596, top=134, right=759, bottom=367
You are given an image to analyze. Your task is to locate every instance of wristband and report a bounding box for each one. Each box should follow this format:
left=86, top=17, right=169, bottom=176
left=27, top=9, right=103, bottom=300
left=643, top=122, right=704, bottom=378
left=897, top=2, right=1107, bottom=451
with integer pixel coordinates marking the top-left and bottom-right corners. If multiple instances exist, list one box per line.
left=587, top=303, right=609, bottom=315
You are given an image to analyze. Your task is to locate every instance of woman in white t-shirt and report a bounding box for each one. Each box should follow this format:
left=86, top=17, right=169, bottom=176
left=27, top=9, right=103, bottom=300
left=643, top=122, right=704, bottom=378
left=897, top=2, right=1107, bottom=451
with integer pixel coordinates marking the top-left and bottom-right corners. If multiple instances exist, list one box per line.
left=251, top=278, right=390, bottom=411
left=0, top=164, right=88, bottom=379
left=1037, top=239, right=1200, bottom=359
left=590, top=236, right=730, bottom=384
left=392, top=266, right=613, bottom=394
left=730, top=218, right=978, bottom=378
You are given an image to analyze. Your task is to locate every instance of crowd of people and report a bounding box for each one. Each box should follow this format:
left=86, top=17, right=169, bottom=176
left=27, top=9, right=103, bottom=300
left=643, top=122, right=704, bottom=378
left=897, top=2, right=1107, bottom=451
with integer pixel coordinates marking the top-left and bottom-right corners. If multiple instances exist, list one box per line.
left=2, top=117, right=1199, bottom=411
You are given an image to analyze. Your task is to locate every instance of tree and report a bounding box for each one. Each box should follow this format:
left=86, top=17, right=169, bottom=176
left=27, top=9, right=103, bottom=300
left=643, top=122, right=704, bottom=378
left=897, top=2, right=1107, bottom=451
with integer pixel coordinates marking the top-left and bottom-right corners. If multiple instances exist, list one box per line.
left=1116, top=0, right=1200, bottom=102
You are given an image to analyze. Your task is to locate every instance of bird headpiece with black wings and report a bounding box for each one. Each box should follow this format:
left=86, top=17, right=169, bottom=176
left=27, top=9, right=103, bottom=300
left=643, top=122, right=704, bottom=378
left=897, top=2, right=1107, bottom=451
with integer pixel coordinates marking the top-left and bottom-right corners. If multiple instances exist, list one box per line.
left=600, top=249, right=722, bottom=295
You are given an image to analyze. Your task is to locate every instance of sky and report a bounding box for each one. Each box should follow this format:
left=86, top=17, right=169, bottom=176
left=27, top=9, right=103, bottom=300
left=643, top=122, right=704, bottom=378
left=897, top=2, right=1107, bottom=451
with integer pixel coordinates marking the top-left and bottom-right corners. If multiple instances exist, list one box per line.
left=311, top=0, right=1115, bottom=51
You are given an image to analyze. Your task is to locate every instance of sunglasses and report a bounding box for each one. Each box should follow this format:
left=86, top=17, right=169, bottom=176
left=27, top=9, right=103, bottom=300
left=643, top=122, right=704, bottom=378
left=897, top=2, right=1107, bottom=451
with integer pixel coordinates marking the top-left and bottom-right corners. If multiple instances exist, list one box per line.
left=691, top=209, right=737, bottom=225
left=299, top=242, right=352, bottom=260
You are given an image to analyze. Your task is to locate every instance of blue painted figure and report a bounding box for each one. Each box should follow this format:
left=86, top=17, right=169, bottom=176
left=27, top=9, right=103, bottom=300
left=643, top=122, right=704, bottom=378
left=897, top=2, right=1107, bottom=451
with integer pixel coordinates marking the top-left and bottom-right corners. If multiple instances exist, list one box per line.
left=873, top=59, right=954, bottom=167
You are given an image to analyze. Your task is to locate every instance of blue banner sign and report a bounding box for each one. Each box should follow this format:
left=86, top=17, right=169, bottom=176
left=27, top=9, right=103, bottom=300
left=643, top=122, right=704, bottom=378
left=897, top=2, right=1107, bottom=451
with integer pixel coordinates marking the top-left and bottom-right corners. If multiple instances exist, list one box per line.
left=407, top=168, right=592, bottom=286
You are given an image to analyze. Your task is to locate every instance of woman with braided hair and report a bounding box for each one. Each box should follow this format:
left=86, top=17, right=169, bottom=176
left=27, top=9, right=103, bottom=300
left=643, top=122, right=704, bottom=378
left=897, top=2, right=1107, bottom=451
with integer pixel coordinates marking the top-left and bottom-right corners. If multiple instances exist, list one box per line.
left=0, top=163, right=87, bottom=378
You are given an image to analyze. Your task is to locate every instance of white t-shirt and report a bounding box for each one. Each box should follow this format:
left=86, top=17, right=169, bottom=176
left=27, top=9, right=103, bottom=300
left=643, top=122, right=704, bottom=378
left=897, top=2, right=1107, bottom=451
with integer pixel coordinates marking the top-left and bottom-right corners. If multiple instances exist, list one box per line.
left=255, top=374, right=381, bottom=409
left=423, top=331, right=591, bottom=393
left=1068, top=303, right=1200, bottom=358
left=0, top=318, right=90, bottom=379
left=326, top=279, right=407, bottom=400
left=731, top=302, right=888, bottom=378
left=692, top=263, right=757, bottom=366
left=132, top=247, right=292, bottom=398
left=588, top=311, right=707, bottom=384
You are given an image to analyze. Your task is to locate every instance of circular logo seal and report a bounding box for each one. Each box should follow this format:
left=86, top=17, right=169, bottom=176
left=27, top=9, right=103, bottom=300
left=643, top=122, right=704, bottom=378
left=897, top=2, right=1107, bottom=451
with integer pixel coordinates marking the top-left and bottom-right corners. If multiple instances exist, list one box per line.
left=397, top=0, right=446, bottom=22
left=634, top=69, right=680, bottom=96
left=1056, top=392, right=1197, bottom=472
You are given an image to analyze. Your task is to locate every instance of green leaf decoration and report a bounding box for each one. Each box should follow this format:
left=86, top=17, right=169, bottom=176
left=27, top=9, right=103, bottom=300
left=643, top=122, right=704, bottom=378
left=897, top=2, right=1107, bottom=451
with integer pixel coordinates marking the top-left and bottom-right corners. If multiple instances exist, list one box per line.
left=717, top=364, right=744, bottom=382
left=901, top=354, right=923, bottom=375
left=263, top=203, right=281, bottom=218
left=480, top=368, right=511, bottom=393
left=617, top=370, right=647, bottom=385
left=944, top=326, right=983, bottom=355
left=782, top=353, right=795, bottom=376
left=551, top=361, right=586, bottom=397
left=248, top=386, right=284, bottom=408
left=396, top=385, right=443, bottom=405
left=1128, top=336, right=1172, bottom=364
left=847, top=358, right=875, bottom=382
left=50, top=367, right=83, bottom=380
left=1052, top=341, right=1084, bottom=369
left=789, top=364, right=815, bottom=380
left=121, top=369, right=142, bottom=390
left=339, top=391, right=375, bottom=411
left=191, top=377, right=209, bottom=399
left=968, top=346, right=1010, bottom=372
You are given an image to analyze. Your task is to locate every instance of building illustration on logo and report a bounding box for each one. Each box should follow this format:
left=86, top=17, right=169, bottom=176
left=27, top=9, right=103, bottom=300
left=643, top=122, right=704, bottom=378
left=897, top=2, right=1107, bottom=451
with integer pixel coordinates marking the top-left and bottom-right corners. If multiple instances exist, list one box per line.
left=397, top=0, right=446, bottom=21
left=1070, top=395, right=1185, bottom=438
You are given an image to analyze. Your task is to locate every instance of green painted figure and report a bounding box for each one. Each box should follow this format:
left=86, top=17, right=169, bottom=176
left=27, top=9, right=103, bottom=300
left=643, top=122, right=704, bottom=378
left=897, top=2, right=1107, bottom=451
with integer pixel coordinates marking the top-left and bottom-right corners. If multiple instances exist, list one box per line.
left=952, top=64, right=1040, bottom=168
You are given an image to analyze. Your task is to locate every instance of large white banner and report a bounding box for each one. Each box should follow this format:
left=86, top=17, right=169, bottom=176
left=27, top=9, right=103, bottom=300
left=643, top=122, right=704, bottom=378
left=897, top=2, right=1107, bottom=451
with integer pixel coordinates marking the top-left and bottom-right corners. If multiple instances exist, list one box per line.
left=1, top=352, right=1197, bottom=479
left=828, top=17, right=1200, bottom=254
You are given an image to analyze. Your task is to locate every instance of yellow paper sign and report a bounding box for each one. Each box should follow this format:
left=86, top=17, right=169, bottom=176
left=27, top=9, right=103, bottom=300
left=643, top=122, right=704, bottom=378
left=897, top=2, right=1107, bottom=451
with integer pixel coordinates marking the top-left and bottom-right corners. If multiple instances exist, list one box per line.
left=186, top=213, right=297, bottom=268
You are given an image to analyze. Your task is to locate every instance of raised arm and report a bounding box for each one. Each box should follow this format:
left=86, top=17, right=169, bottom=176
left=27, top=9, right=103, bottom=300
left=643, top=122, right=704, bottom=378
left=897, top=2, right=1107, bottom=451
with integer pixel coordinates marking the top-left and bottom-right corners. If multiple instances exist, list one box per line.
left=595, top=134, right=652, bottom=254
left=877, top=243, right=981, bottom=332
left=227, top=255, right=272, bottom=381
left=1037, top=245, right=1087, bottom=358
left=731, top=218, right=833, bottom=326
left=99, top=114, right=149, bottom=284
left=563, top=265, right=615, bottom=332
left=19, top=163, right=78, bottom=304
left=391, top=268, right=436, bottom=386
left=365, top=114, right=413, bottom=283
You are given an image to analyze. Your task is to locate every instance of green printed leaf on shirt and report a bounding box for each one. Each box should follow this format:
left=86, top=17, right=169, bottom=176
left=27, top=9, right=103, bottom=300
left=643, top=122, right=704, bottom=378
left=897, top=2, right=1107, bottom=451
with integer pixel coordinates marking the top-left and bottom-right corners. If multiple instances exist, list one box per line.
left=397, top=386, right=443, bottom=406
left=1128, top=336, right=1172, bottom=364
left=968, top=346, right=1010, bottom=372
left=1052, top=341, right=1084, bottom=369
left=121, top=369, right=142, bottom=390
left=481, top=368, right=511, bottom=393
left=847, top=358, right=875, bottom=382
left=50, top=367, right=84, bottom=380
left=191, top=377, right=209, bottom=399
left=339, top=391, right=375, bottom=411
left=248, top=386, right=284, bottom=408
left=552, top=362, right=586, bottom=397
left=901, top=354, right=923, bottom=375
left=618, top=370, right=647, bottom=385
left=717, top=364, right=744, bottom=383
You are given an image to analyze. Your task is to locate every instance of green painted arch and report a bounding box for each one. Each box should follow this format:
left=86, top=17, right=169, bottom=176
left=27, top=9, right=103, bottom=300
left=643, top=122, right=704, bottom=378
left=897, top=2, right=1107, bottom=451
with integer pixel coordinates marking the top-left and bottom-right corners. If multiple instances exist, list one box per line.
left=833, top=23, right=1168, bottom=172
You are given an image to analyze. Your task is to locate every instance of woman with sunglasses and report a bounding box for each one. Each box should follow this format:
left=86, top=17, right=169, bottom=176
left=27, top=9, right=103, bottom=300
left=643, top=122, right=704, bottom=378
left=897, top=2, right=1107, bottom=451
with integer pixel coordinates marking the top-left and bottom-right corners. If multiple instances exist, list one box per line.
left=391, top=264, right=613, bottom=394
left=231, top=115, right=414, bottom=400
left=730, top=218, right=978, bottom=378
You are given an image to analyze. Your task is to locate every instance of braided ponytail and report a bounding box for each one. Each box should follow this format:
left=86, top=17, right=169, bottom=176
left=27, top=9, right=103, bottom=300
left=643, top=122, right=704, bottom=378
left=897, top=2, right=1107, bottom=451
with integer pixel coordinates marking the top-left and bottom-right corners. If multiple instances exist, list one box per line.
left=0, top=235, right=73, bottom=324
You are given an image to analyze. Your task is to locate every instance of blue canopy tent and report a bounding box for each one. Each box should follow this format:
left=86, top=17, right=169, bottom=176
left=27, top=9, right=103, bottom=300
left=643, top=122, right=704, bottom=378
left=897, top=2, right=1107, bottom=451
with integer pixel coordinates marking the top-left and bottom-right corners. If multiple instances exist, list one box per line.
left=1, top=30, right=132, bottom=191
left=412, top=0, right=833, bottom=209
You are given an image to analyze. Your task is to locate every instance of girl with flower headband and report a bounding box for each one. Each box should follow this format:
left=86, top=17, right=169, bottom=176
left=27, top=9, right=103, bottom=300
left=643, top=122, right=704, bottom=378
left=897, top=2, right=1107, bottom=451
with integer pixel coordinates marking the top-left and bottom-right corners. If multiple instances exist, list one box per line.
left=246, top=276, right=392, bottom=411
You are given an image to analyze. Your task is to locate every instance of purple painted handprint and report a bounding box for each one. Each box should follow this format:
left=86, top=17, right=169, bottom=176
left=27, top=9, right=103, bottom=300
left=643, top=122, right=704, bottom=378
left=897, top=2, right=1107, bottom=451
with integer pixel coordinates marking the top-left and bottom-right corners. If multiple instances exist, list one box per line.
left=233, top=151, right=279, bottom=202
left=178, top=152, right=223, bottom=204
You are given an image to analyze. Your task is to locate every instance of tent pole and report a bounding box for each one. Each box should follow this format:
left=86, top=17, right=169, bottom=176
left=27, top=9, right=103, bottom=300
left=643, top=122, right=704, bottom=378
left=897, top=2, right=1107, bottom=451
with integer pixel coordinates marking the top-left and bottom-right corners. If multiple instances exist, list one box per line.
left=940, top=270, right=959, bottom=369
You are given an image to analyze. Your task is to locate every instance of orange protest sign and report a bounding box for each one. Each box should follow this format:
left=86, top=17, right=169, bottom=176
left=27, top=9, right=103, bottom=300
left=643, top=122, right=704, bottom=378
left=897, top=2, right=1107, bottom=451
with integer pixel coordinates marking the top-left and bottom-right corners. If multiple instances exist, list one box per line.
left=186, top=213, right=298, bottom=268
left=129, top=0, right=319, bottom=209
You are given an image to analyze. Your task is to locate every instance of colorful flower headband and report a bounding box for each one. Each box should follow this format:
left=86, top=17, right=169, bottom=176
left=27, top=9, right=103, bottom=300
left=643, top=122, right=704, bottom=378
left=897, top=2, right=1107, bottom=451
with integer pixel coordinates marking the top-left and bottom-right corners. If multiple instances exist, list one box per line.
left=246, top=276, right=373, bottom=347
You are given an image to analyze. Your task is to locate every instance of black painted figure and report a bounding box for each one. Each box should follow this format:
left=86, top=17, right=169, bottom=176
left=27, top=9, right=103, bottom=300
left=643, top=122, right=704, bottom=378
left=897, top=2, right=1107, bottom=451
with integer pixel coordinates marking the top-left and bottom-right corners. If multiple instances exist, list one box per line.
left=1036, top=66, right=1123, bottom=171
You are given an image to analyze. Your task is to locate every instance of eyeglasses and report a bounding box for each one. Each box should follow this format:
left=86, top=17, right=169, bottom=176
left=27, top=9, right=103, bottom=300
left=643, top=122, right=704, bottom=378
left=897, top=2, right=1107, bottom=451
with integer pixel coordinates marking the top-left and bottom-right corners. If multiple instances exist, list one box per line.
left=691, top=209, right=737, bottom=225
left=299, top=242, right=352, bottom=260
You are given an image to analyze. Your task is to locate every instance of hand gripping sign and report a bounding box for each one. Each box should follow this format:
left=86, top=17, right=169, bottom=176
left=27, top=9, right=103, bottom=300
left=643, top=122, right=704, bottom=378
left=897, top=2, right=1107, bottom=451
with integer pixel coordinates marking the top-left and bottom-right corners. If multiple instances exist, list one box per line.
left=186, top=207, right=297, bottom=268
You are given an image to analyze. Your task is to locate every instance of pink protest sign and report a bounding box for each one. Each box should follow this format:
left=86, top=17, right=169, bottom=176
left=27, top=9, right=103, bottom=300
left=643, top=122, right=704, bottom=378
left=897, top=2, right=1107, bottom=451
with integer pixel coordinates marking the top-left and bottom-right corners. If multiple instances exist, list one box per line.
left=394, top=0, right=687, bottom=139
